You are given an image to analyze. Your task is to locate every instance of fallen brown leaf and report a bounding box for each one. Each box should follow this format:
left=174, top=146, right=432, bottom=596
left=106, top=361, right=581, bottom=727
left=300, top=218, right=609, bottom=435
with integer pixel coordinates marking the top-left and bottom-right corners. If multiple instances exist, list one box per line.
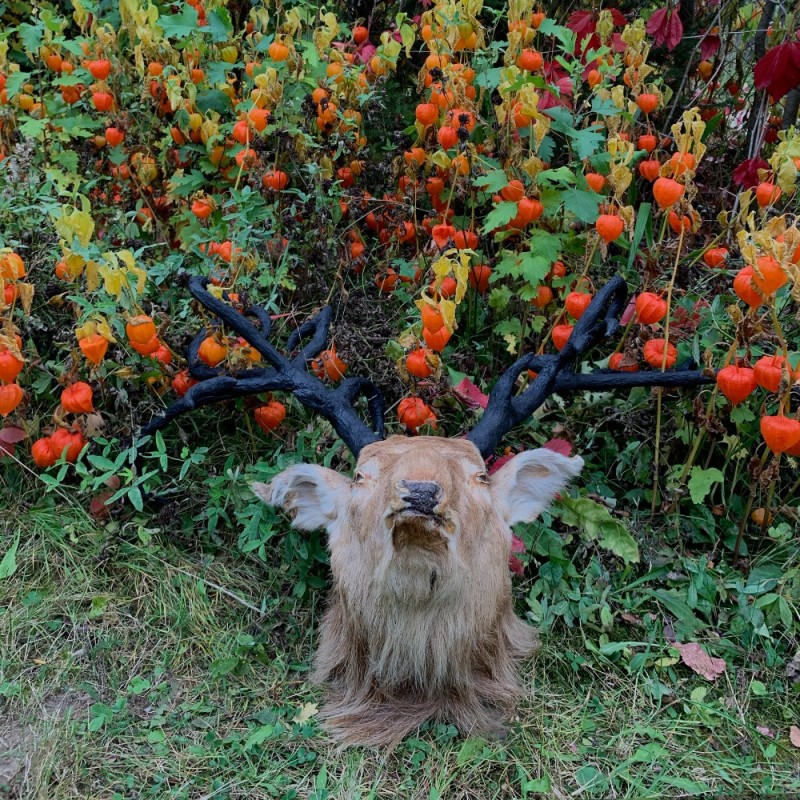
left=673, top=642, right=727, bottom=681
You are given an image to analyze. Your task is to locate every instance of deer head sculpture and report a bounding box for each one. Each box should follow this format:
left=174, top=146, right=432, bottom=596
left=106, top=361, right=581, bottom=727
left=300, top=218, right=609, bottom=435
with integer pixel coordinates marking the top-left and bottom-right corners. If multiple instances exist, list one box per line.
left=140, top=274, right=713, bottom=746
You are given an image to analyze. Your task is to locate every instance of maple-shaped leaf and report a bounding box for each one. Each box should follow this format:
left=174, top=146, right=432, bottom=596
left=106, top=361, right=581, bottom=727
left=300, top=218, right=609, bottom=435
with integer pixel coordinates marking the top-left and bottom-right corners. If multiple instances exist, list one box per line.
left=732, top=157, right=770, bottom=188
left=700, top=33, right=720, bottom=61
left=754, top=41, right=800, bottom=101
left=646, top=6, right=684, bottom=51
left=567, top=9, right=626, bottom=55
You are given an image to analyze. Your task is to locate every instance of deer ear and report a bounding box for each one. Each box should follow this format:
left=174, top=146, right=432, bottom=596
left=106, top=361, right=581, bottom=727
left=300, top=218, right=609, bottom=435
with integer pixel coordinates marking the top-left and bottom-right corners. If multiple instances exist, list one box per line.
left=491, top=449, right=584, bottom=526
left=252, top=464, right=350, bottom=532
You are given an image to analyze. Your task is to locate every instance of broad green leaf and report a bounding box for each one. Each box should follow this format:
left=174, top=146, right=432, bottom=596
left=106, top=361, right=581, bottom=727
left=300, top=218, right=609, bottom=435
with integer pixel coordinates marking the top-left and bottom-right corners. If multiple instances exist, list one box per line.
left=591, top=96, right=622, bottom=116
left=536, top=166, right=576, bottom=186
left=474, top=67, right=503, bottom=90
left=18, top=23, right=44, bottom=54
left=570, top=127, right=606, bottom=160
left=195, top=89, right=230, bottom=114
left=206, top=8, right=233, bottom=42
left=473, top=168, right=510, bottom=193
left=481, top=201, right=518, bottom=234
left=558, top=497, right=640, bottom=564
left=159, top=6, right=199, bottom=39
left=687, top=467, right=724, bottom=504
left=244, top=723, right=274, bottom=750
left=562, top=188, right=600, bottom=223
left=4, top=71, right=31, bottom=101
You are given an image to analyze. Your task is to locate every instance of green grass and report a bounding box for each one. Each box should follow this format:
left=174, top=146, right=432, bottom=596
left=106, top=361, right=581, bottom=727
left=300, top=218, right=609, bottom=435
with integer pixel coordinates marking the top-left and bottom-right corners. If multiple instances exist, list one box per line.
left=1, top=499, right=798, bottom=800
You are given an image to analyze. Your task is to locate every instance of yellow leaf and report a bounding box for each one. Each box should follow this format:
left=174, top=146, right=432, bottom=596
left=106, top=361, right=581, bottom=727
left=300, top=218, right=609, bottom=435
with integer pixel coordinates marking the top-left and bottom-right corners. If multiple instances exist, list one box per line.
left=293, top=702, right=319, bottom=723
left=85, top=260, right=100, bottom=293
left=439, top=299, right=456, bottom=332
left=98, top=265, right=125, bottom=300
left=502, top=332, right=518, bottom=354
left=17, top=283, right=35, bottom=315
left=54, top=205, right=95, bottom=247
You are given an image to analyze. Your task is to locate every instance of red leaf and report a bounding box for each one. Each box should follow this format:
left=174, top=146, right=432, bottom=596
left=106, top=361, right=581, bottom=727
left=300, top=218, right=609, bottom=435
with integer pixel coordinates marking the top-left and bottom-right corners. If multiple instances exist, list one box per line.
left=508, top=554, right=525, bottom=576
left=488, top=452, right=515, bottom=475
left=754, top=42, right=800, bottom=101
left=700, top=33, right=720, bottom=61
left=511, top=533, right=525, bottom=553
left=356, top=43, right=377, bottom=65
left=0, top=426, right=27, bottom=444
left=647, top=6, right=684, bottom=51
left=454, top=377, right=488, bottom=409
left=567, top=10, right=597, bottom=41
left=733, top=157, right=770, bottom=188
left=544, top=438, right=573, bottom=457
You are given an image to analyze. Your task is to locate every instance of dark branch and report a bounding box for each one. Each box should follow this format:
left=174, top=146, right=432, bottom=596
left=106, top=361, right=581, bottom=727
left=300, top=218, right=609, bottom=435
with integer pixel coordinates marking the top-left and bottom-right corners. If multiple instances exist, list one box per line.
left=139, top=276, right=384, bottom=455
left=466, top=276, right=715, bottom=458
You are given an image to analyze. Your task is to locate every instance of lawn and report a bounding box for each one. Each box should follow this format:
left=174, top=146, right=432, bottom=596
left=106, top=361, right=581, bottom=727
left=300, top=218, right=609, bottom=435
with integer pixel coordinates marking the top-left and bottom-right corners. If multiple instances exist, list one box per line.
left=2, top=494, right=798, bottom=799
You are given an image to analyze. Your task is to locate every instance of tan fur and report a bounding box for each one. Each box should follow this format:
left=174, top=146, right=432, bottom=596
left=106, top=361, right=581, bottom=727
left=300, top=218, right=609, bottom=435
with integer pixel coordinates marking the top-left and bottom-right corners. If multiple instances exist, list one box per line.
left=254, top=436, right=583, bottom=747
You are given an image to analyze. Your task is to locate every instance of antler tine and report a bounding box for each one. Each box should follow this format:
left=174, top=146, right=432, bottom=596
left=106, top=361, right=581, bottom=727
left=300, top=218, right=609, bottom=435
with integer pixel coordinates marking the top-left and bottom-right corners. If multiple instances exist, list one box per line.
left=187, top=276, right=287, bottom=367
left=138, top=276, right=385, bottom=456
left=467, top=275, right=715, bottom=459
left=286, top=306, right=335, bottom=367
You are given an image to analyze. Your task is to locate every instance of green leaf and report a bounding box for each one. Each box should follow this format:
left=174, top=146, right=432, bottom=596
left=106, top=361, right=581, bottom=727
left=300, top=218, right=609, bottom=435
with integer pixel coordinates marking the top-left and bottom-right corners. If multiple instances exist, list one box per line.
left=169, top=169, right=208, bottom=197
left=0, top=537, right=19, bottom=580
left=557, top=497, right=640, bottom=564
left=562, top=188, right=600, bottom=223
left=645, top=589, right=703, bottom=635
left=591, top=96, right=622, bottom=116
left=128, top=486, right=143, bottom=512
left=494, top=318, right=522, bottom=354
left=456, top=738, right=484, bottom=766
left=537, top=19, right=574, bottom=50
left=481, top=201, right=518, bottom=234
left=195, top=89, right=231, bottom=114
left=205, top=8, right=233, bottom=42
left=4, top=71, right=31, bottom=101
left=687, top=467, right=724, bottom=504
left=536, top=166, right=576, bottom=186
left=18, top=23, right=44, bottom=54
left=569, top=127, right=605, bottom=160
left=473, top=168, right=510, bottom=193
left=244, top=724, right=275, bottom=750
left=527, top=229, right=564, bottom=265
left=626, top=202, right=651, bottom=271
left=474, top=67, right=503, bottom=90
left=159, top=6, right=199, bottom=40
left=488, top=285, right=513, bottom=311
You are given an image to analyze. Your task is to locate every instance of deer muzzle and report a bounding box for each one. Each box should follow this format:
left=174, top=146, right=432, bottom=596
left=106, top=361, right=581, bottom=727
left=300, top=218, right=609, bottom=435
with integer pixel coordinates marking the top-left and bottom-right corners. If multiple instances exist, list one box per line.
left=396, top=480, right=442, bottom=517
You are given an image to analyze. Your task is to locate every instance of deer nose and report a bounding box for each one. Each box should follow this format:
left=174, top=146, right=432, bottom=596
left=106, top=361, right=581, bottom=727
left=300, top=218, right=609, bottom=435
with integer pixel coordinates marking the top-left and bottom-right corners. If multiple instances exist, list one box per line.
left=397, top=480, right=442, bottom=515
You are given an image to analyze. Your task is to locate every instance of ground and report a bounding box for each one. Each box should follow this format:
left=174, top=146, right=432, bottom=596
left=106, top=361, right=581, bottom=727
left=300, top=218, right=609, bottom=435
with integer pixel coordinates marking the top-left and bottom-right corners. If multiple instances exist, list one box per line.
left=1, top=500, right=798, bottom=800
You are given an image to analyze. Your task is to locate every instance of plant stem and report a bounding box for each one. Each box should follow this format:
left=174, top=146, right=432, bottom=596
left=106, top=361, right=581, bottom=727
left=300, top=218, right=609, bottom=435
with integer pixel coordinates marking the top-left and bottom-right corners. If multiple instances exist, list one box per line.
left=650, top=224, right=685, bottom=515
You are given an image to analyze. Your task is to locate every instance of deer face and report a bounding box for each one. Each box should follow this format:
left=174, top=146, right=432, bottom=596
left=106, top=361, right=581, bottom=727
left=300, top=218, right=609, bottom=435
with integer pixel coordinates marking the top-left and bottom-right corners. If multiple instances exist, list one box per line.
left=253, top=436, right=583, bottom=601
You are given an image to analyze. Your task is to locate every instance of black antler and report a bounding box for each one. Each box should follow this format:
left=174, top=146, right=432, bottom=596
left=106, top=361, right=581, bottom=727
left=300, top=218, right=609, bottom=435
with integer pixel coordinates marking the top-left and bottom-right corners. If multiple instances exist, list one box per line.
left=139, top=276, right=385, bottom=456
left=466, top=275, right=716, bottom=459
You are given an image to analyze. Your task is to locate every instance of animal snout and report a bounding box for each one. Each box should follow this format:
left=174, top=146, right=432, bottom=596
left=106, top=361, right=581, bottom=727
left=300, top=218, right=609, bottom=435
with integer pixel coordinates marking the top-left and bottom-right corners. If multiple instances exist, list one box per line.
left=397, top=480, right=442, bottom=515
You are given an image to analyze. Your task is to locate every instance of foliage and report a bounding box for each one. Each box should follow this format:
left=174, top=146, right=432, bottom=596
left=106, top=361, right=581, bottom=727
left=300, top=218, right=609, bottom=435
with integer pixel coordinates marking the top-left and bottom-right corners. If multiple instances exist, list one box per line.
left=0, top=0, right=799, bottom=786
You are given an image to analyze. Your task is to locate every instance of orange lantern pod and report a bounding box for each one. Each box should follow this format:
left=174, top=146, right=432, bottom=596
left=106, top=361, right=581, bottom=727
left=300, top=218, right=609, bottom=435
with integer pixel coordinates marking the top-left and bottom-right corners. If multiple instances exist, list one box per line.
left=61, top=382, right=94, bottom=414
